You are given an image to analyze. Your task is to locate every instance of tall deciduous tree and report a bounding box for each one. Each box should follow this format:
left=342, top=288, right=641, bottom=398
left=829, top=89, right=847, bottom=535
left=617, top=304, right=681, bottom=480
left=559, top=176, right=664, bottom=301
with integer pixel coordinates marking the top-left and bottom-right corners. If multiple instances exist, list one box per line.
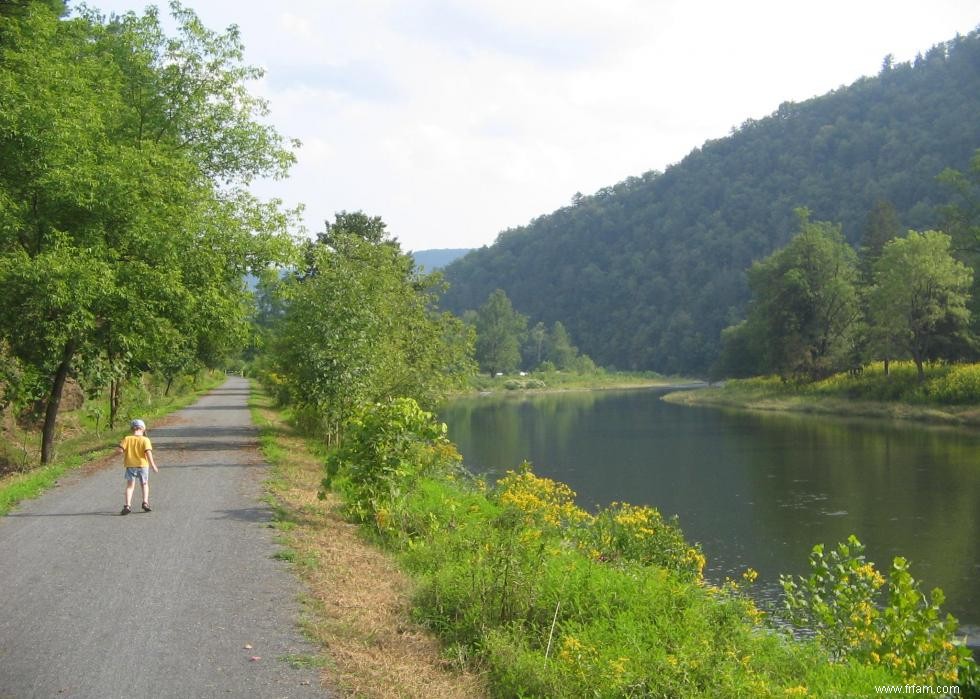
left=0, top=3, right=296, bottom=462
left=741, top=210, right=862, bottom=380
left=474, top=289, right=526, bottom=376
left=525, top=322, right=547, bottom=369
left=868, top=230, right=973, bottom=380
left=547, top=321, right=577, bottom=370
left=271, top=214, right=474, bottom=442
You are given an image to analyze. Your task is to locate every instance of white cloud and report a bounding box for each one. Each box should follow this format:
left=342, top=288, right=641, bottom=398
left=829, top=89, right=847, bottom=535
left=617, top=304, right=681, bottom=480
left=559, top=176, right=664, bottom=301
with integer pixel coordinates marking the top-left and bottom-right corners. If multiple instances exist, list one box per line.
left=84, top=0, right=980, bottom=251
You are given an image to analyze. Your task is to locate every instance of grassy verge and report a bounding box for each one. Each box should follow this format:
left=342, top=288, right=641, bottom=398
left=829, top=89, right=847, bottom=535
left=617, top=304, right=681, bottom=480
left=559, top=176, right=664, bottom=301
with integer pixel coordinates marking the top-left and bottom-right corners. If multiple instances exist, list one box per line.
left=466, top=369, right=696, bottom=394
left=0, top=371, right=225, bottom=516
left=663, top=361, right=980, bottom=426
left=248, top=387, right=488, bottom=698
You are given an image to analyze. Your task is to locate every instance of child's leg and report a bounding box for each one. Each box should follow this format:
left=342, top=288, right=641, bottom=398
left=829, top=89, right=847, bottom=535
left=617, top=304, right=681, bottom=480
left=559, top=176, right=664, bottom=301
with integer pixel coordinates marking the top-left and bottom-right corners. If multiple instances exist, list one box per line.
left=124, top=479, right=135, bottom=507
left=141, top=480, right=150, bottom=506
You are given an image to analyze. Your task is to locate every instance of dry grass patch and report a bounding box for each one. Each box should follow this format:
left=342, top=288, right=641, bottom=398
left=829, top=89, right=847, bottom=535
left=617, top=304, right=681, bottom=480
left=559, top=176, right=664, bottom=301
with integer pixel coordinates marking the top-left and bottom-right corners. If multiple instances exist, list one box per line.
left=252, top=393, right=487, bottom=699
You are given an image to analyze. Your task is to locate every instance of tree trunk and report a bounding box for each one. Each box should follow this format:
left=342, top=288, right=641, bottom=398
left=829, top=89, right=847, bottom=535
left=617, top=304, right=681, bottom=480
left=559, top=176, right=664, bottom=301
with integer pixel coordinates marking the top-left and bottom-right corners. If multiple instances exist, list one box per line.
left=914, top=357, right=925, bottom=382
left=109, top=379, right=122, bottom=430
left=40, top=339, right=77, bottom=465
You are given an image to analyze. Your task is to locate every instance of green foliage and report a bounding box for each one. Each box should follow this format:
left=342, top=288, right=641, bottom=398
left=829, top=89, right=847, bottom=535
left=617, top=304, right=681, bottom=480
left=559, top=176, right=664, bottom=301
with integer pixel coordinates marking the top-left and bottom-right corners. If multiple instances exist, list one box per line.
left=440, top=31, right=980, bottom=376
left=0, top=2, right=297, bottom=462
left=781, top=535, right=976, bottom=689
left=322, top=397, right=462, bottom=529
left=806, top=362, right=927, bottom=402
left=474, top=289, right=526, bottom=376
left=741, top=210, right=862, bottom=381
left=583, top=502, right=705, bottom=582
left=318, top=400, right=921, bottom=696
left=923, top=363, right=980, bottom=403
left=868, top=230, right=973, bottom=379
left=546, top=321, right=577, bottom=370
left=264, top=215, right=475, bottom=441
left=470, top=291, right=593, bottom=375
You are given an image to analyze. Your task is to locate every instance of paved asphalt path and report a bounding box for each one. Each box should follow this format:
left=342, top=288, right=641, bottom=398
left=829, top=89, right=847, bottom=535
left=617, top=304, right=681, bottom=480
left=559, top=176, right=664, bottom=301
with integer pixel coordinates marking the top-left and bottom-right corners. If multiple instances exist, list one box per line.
left=0, top=377, right=332, bottom=698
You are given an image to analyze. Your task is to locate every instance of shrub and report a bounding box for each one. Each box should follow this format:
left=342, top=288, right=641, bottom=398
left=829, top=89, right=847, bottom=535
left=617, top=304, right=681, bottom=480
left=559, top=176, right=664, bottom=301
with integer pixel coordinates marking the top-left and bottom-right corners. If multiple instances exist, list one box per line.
left=321, top=397, right=461, bottom=529
left=581, top=501, right=705, bottom=582
left=781, top=535, right=977, bottom=689
left=496, top=464, right=592, bottom=532
left=924, top=363, right=980, bottom=404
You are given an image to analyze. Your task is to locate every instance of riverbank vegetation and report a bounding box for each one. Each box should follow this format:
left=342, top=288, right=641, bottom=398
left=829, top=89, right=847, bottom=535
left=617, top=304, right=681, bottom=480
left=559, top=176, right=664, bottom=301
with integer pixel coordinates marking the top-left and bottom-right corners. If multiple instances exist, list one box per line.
left=250, top=390, right=487, bottom=698
left=266, top=389, right=973, bottom=696
left=252, top=212, right=976, bottom=694
left=0, top=2, right=298, bottom=465
left=713, top=207, right=977, bottom=385
left=665, top=361, right=980, bottom=426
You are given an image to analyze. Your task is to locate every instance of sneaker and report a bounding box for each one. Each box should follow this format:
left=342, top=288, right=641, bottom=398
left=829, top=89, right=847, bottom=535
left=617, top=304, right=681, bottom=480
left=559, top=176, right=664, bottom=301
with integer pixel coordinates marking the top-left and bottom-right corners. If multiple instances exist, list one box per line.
left=120, top=505, right=131, bottom=515
left=141, top=502, right=151, bottom=512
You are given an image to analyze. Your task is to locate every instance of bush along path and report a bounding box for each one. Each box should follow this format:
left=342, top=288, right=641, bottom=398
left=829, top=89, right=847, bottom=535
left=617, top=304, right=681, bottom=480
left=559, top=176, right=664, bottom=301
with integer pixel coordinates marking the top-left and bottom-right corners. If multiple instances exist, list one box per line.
left=0, top=377, right=331, bottom=699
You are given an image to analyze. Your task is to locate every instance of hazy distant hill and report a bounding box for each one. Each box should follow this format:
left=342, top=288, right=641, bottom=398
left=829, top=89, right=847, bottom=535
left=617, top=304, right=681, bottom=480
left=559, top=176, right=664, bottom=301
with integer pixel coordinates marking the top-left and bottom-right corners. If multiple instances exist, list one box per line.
left=412, top=248, right=473, bottom=271
left=439, top=29, right=980, bottom=375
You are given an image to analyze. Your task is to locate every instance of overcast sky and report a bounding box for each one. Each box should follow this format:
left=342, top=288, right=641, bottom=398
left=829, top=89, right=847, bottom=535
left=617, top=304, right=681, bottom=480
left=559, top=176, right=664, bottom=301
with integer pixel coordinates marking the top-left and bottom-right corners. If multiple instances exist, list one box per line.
left=84, top=1, right=979, bottom=252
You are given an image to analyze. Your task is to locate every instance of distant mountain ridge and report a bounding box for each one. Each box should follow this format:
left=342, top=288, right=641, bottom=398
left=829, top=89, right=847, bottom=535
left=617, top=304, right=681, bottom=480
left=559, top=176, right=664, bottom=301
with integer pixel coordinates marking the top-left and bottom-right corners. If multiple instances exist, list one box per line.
left=439, top=29, right=980, bottom=375
left=412, top=248, right=472, bottom=271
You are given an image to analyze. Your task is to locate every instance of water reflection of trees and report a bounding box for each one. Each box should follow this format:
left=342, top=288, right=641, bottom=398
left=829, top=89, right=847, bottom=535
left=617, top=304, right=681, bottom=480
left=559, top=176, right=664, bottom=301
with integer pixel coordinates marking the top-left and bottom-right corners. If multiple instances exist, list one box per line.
left=441, top=391, right=601, bottom=479
left=727, top=410, right=980, bottom=617
left=442, top=392, right=980, bottom=628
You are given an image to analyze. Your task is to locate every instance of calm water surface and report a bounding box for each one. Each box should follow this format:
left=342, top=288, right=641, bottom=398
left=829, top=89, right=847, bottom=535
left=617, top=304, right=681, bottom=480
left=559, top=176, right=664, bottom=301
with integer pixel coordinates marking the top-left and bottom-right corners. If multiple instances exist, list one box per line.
left=441, top=387, right=980, bottom=637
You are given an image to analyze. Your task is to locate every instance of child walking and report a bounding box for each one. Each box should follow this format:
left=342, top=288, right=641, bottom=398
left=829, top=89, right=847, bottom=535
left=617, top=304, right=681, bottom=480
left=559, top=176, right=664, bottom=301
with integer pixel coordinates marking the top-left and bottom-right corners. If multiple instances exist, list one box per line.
left=116, top=418, right=158, bottom=515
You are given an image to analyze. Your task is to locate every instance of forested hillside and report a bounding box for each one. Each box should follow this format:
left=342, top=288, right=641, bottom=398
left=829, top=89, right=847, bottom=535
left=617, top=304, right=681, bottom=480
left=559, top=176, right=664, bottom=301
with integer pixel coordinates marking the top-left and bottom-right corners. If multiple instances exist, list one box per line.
left=439, top=29, right=980, bottom=375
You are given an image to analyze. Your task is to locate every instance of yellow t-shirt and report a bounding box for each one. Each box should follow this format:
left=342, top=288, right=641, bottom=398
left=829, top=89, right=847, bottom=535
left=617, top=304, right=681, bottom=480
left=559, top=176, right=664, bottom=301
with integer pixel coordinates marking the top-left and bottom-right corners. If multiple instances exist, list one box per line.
left=119, top=435, right=153, bottom=467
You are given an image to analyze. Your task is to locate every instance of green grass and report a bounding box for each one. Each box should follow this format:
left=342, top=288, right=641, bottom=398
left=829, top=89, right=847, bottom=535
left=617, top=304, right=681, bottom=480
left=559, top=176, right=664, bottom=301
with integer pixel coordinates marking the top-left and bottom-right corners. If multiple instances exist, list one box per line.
left=665, top=361, right=980, bottom=427
left=0, top=454, right=87, bottom=516
left=278, top=653, right=327, bottom=670
left=466, top=368, right=686, bottom=393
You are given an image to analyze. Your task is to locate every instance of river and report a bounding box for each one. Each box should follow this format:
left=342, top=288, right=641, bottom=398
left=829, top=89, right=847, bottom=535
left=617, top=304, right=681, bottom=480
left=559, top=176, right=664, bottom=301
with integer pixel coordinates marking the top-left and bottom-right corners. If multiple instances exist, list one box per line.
left=441, top=386, right=980, bottom=642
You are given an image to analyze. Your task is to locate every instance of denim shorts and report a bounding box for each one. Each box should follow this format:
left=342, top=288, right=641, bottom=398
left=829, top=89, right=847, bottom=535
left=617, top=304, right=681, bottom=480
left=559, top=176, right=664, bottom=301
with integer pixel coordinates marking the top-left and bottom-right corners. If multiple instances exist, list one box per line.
left=125, top=467, right=149, bottom=484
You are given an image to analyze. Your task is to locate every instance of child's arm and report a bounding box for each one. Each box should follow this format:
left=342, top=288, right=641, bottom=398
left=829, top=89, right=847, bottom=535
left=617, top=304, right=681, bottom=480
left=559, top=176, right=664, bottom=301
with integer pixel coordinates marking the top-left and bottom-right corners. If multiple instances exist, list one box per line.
left=146, top=449, right=158, bottom=473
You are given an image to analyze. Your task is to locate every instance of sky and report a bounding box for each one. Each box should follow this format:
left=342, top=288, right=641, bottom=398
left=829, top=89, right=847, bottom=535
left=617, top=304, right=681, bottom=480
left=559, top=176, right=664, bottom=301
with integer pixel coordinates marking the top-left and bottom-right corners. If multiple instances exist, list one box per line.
left=82, top=1, right=979, bottom=252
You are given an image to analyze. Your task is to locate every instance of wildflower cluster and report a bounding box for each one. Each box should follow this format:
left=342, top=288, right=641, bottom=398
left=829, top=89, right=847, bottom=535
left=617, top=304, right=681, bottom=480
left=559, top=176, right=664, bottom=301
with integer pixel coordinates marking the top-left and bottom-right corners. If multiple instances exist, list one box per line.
left=781, top=535, right=976, bottom=688
left=583, top=501, right=705, bottom=581
left=496, top=463, right=592, bottom=531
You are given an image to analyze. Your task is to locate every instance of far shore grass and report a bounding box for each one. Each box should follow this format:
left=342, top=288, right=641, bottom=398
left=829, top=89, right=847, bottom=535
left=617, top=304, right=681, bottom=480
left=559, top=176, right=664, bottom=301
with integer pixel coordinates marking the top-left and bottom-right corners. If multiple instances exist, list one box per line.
left=464, top=369, right=702, bottom=395
left=663, top=361, right=980, bottom=428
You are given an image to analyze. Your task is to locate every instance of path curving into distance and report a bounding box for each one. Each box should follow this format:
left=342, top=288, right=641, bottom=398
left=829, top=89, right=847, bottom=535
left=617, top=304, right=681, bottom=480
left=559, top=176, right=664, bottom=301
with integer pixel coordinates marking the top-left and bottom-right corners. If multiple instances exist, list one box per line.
left=0, top=377, right=332, bottom=699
